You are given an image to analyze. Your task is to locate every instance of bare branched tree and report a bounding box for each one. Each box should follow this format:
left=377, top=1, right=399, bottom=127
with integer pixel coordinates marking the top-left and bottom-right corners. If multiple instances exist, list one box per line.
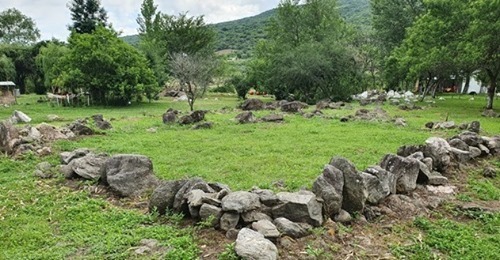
left=170, top=53, right=218, bottom=111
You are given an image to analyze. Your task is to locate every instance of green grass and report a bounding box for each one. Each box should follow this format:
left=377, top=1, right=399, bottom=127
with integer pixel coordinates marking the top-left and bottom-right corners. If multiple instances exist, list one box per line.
left=1, top=93, right=499, bottom=258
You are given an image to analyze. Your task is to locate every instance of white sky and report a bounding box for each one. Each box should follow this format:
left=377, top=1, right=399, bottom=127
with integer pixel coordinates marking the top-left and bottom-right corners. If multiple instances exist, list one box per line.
left=0, top=0, right=280, bottom=40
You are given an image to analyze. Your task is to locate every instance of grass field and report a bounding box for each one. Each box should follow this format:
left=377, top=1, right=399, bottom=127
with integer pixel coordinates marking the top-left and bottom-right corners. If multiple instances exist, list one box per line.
left=0, top=93, right=499, bottom=258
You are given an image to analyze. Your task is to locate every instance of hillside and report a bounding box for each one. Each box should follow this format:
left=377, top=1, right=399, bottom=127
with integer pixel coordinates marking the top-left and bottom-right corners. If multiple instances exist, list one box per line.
left=122, top=0, right=371, bottom=55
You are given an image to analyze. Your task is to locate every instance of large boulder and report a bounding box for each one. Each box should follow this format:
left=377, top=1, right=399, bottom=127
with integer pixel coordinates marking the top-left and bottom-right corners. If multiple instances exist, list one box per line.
left=380, top=154, right=420, bottom=193
left=312, top=165, right=344, bottom=217
left=280, top=101, right=308, bottom=113
left=178, top=110, right=207, bottom=125
left=100, top=154, right=160, bottom=197
left=330, top=157, right=367, bottom=213
left=149, top=180, right=188, bottom=215
left=221, top=191, right=261, bottom=213
left=361, top=166, right=396, bottom=204
left=272, top=191, right=323, bottom=227
left=37, top=123, right=69, bottom=141
left=240, top=99, right=264, bottom=111
left=11, top=110, right=31, bottom=123
left=162, top=111, right=177, bottom=124
left=235, top=228, right=278, bottom=260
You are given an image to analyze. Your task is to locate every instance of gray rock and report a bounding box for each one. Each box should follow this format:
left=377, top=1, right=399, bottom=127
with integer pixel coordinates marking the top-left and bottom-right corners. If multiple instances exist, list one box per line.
left=450, top=147, right=471, bottom=163
left=272, top=191, right=323, bottom=227
left=280, top=101, right=308, bottom=113
left=149, top=180, right=188, bottom=215
left=251, top=188, right=280, bottom=207
left=380, top=154, right=420, bottom=193
left=478, top=144, right=490, bottom=155
left=47, top=114, right=61, bottom=122
left=235, top=111, right=256, bottom=124
left=482, top=136, right=500, bottom=154
left=427, top=172, right=448, bottom=186
left=60, top=164, right=76, bottom=179
left=60, top=148, right=91, bottom=164
left=199, top=203, right=222, bottom=227
left=394, top=117, right=407, bottom=127
left=252, top=219, right=280, bottom=238
left=191, top=122, right=213, bottom=130
left=483, top=167, right=497, bottom=178
left=469, top=147, right=482, bottom=159
left=70, top=153, right=108, bottom=180
left=312, top=165, right=344, bottom=217
left=361, top=166, right=395, bottom=204
left=334, top=209, right=352, bottom=223
left=92, top=114, right=112, bottom=130
left=458, top=131, right=481, bottom=147
left=162, top=111, right=177, bottom=124
left=434, top=121, right=456, bottom=129
left=221, top=191, right=261, bottom=213
left=468, top=121, right=480, bottom=133
left=37, top=147, right=52, bottom=156
left=415, top=160, right=433, bottom=184
left=27, top=127, right=42, bottom=141
left=226, top=228, right=240, bottom=240
left=241, top=99, right=265, bottom=111
left=186, top=189, right=206, bottom=218
left=34, top=162, right=53, bottom=178
left=241, top=210, right=273, bottom=223
left=274, top=217, right=311, bottom=239
left=330, top=157, right=367, bottom=213
left=422, top=157, right=434, bottom=171
left=69, top=121, right=94, bottom=136
left=220, top=212, right=240, bottom=231
left=408, top=152, right=424, bottom=161
left=235, top=228, right=278, bottom=260
left=0, top=121, right=18, bottom=154
left=261, top=114, right=284, bottom=122
left=178, top=110, right=207, bottom=125
left=100, top=154, right=159, bottom=197
left=449, top=139, right=469, bottom=151
left=172, top=178, right=214, bottom=212
left=11, top=110, right=31, bottom=123
left=424, top=137, right=452, bottom=172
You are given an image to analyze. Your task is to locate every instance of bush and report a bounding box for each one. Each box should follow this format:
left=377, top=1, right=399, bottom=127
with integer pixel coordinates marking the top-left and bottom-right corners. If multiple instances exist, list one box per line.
left=210, top=83, right=235, bottom=94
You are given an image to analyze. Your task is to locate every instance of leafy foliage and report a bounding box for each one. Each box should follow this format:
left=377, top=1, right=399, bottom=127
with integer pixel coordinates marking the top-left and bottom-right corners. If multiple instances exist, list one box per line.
left=67, top=0, right=108, bottom=34
left=0, top=8, right=40, bottom=45
left=0, top=54, right=16, bottom=80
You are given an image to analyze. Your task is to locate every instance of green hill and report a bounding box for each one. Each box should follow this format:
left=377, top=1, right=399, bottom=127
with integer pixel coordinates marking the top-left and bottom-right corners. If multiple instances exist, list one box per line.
left=122, top=0, right=370, bottom=56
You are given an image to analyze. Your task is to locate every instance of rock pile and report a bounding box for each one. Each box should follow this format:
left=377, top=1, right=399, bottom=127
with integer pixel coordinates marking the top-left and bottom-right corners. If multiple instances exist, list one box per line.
left=162, top=109, right=211, bottom=127
left=234, top=112, right=285, bottom=124
left=353, top=90, right=418, bottom=106
left=425, top=120, right=481, bottom=132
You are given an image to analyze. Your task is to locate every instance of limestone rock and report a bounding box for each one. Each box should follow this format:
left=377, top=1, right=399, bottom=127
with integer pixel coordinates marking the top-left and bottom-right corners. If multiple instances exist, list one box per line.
left=261, top=114, right=284, bottom=123
left=251, top=188, right=280, bottom=207
left=252, top=219, right=280, bottom=238
left=280, top=101, right=308, bottom=113
left=100, top=154, right=159, bottom=197
left=70, top=153, right=108, bottom=180
left=330, top=157, right=367, bottom=213
left=235, top=111, right=256, bottom=124
left=172, top=178, right=214, bottom=212
left=334, top=209, right=352, bottom=223
left=149, top=180, right=188, bottom=215
left=220, top=212, right=240, bottom=231
left=272, top=191, right=323, bottom=227
left=199, top=203, right=222, bottom=227
left=274, top=217, right=311, bottom=239
left=312, top=164, right=344, bottom=217
left=380, top=154, right=420, bottom=193
left=60, top=148, right=91, bottom=164
left=162, top=111, right=177, bottom=124
left=241, top=210, right=273, bottom=223
left=235, top=228, right=278, bottom=260
left=361, top=166, right=395, bottom=204
left=11, top=110, right=31, bottom=123
left=178, top=110, right=207, bottom=125
left=240, top=99, right=264, bottom=111
left=424, top=137, right=452, bottom=172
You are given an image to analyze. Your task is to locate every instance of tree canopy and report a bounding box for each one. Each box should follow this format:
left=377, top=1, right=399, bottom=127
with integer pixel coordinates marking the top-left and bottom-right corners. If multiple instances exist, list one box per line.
left=0, top=8, right=40, bottom=45
left=68, top=0, right=108, bottom=34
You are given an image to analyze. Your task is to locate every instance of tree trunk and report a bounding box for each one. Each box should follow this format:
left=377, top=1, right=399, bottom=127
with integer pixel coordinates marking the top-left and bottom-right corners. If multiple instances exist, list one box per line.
left=486, top=69, right=497, bottom=109
left=431, top=82, right=439, bottom=99
left=462, top=74, right=471, bottom=94
left=419, top=73, right=433, bottom=102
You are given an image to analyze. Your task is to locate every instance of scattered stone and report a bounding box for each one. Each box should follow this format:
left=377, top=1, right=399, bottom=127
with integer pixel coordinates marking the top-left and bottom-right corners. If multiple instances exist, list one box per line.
left=483, top=167, right=497, bottom=178
left=226, top=228, right=239, bottom=240
left=69, top=153, right=108, bottom=180
left=427, top=171, right=449, bottom=186
left=11, top=110, right=31, bottom=123
left=69, top=122, right=94, bottom=136
left=251, top=188, right=280, bottom=207
left=361, top=166, right=396, bottom=204
left=235, top=111, right=256, bottom=124
left=178, top=110, right=207, bottom=125
left=192, top=122, right=213, bottom=130
left=235, top=228, right=278, bottom=260
left=481, top=109, right=499, bottom=118
left=274, top=217, right=311, bottom=239
left=162, top=111, right=177, bottom=124
left=450, top=147, right=471, bottom=163
left=424, top=137, right=452, bottom=172
left=92, top=114, right=112, bottom=130
left=334, top=209, right=352, bottom=223
left=172, top=178, right=214, bottom=212
left=330, top=157, right=367, bottom=213
left=186, top=189, right=206, bottom=218
left=433, top=121, right=456, bottom=130
left=272, top=191, right=323, bottom=227
left=240, top=99, right=264, bottom=111
left=252, top=219, right=280, bottom=238
left=468, top=121, right=480, bottom=133
left=426, top=185, right=456, bottom=195
left=199, top=203, right=222, bottom=227
left=47, top=114, right=61, bottom=122
left=425, top=122, right=434, bottom=129
left=394, top=117, right=407, bottom=127
left=37, top=147, right=52, bottom=156
left=458, top=131, right=481, bottom=147
left=60, top=148, right=91, bottom=164
left=100, top=154, right=159, bottom=197
left=261, top=114, right=284, bottom=123
left=34, top=162, right=53, bottom=179
left=448, top=138, right=469, bottom=151
left=280, top=101, right=308, bottom=113
left=221, top=191, right=261, bottom=213
left=37, top=123, right=69, bottom=141
left=241, top=210, right=273, bottom=223
left=469, top=147, right=482, bottom=159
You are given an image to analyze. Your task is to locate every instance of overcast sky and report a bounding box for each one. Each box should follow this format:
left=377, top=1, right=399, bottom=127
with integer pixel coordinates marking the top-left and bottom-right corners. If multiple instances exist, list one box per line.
left=0, top=0, right=280, bottom=40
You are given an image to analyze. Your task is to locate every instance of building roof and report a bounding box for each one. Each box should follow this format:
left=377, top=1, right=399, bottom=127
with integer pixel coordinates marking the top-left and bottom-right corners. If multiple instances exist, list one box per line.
left=0, top=81, right=16, bottom=86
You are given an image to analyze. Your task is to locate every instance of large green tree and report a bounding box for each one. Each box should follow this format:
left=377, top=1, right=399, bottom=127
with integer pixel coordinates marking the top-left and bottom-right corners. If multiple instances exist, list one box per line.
left=0, top=54, right=16, bottom=80
left=0, top=8, right=40, bottom=45
left=68, top=0, right=108, bottom=34
left=36, top=43, right=68, bottom=92
left=60, top=26, right=158, bottom=105
left=249, top=0, right=361, bottom=102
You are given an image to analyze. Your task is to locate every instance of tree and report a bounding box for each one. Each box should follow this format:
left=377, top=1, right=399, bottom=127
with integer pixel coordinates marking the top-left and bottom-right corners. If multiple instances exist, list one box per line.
left=248, top=0, right=361, bottom=103
left=0, top=8, right=40, bottom=45
left=169, top=53, right=218, bottom=111
left=61, top=26, right=158, bottom=105
left=36, top=43, right=68, bottom=92
left=0, top=54, right=16, bottom=80
left=68, top=0, right=108, bottom=34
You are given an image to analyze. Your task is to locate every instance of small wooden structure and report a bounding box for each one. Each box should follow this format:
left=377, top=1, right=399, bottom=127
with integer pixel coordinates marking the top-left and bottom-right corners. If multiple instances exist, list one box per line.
left=0, top=81, right=16, bottom=105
